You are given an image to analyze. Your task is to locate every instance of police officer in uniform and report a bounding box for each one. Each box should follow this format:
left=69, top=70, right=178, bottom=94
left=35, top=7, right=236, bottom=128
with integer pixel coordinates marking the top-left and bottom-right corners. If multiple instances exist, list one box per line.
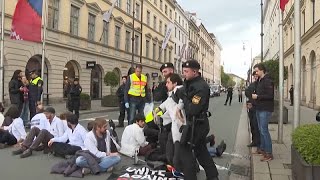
left=153, top=63, right=174, bottom=102
left=178, top=60, right=219, bottom=180
left=68, top=78, right=82, bottom=119
left=28, top=69, right=43, bottom=120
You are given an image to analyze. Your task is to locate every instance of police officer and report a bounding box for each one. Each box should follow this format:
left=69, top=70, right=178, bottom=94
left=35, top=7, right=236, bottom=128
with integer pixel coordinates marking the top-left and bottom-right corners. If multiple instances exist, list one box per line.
left=153, top=62, right=174, bottom=102
left=116, top=76, right=128, bottom=127
left=178, top=60, right=219, bottom=180
left=28, top=69, right=43, bottom=120
left=68, top=78, right=82, bottom=119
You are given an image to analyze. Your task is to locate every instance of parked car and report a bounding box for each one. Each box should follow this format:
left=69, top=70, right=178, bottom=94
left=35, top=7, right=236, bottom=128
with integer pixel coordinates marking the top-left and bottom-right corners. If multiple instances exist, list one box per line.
left=210, top=85, right=221, bottom=96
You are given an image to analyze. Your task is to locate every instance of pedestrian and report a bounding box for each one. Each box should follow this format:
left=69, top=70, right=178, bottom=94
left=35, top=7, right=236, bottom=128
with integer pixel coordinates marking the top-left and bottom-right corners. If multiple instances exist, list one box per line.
left=238, top=88, right=243, bottom=103
left=252, top=63, right=274, bottom=162
left=245, top=71, right=260, bottom=148
left=9, top=70, right=24, bottom=113
left=20, top=76, right=30, bottom=126
left=116, top=76, right=129, bottom=127
left=28, top=69, right=43, bottom=120
left=124, top=64, right=150, bottom=125
left=177, top=60, right=219, bottom=180
left=68, top=78, right=82, bottom=119
left=289, top=85, right=293, bottom=106
left=224, top=86, right=233, bottom=106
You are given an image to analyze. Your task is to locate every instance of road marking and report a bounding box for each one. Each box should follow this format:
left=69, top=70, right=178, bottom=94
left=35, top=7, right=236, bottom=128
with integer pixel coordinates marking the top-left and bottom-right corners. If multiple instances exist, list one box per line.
left=199, top=164, right=228, bottom=171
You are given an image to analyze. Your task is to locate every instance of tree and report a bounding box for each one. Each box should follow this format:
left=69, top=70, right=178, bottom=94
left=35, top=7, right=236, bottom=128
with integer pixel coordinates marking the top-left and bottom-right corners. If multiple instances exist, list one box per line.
left=104, top=71, right=119, bottom=95
left=221, top=66, right=236, bottom=87
left=260, top=60, right=288, bottom=87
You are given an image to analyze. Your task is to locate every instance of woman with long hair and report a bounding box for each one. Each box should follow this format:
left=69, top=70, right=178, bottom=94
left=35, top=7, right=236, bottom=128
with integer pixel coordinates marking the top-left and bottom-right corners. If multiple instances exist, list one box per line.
left=9, top=70, right=24, bottom=113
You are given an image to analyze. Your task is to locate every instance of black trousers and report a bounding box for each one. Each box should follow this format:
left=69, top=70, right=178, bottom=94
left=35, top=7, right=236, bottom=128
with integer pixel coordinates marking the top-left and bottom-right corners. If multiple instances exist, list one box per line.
left=290, top=95, right=294, bottom=105
left=239, top=95, right=243, bottom=102
left=248, top=108, right=260, bottom=146
left=51, top=142, right=81, bottom=157
left=68, top=99, right=80, bottom=119
left=225, top=95, right=232, bottom=105
left=118, top=101, right=129, bottom=126
left=179, top=119, right=218, bottom=180
left=144, top=121, right=159, bottom=144
left=29, top=99, right=37, bottom=120
left=0, top=130, right=17, bottom=145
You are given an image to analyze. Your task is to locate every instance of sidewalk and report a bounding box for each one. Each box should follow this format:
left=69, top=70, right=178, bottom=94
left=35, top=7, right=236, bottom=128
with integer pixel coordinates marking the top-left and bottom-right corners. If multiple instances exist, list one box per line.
left=46, top=100, right=119, bottom=115
left=251, top=102, right=318, bottom=180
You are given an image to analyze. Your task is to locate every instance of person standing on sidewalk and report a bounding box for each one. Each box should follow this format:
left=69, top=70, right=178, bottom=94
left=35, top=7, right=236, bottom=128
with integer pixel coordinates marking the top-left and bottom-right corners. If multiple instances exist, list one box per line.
left=116, top=76, right=129, bottom=127
left=245, top=71, right=260, bottom=148
left=68, top=78, right=82, bottom=119
left=224, top=86, right=233, bottom=106
left=289, top=85, right=294, bottom=106
left=9, top=70, right=24, bottom=113
left=252, top=63, right=274, bottom=162
left=124, top=64, right=150, bottom=125
left=28, top=69, right=43, bottom=120
left=238, top=88, right=243, bottom=103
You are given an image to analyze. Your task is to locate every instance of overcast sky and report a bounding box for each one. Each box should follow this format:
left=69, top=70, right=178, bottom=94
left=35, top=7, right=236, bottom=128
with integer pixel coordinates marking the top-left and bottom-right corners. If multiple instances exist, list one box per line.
left=177, top=0, right=262, bottom=78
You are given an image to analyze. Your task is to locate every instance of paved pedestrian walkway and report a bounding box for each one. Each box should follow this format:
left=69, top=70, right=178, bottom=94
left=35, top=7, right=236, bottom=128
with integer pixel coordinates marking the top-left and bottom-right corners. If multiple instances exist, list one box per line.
left=46, top=100, right=119, bottom=115
left=251, top=102, right=318, bottom=180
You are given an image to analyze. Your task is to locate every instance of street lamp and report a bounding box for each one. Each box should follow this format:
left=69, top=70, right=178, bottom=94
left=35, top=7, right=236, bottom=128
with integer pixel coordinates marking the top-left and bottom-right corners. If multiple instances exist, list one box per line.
left=202, top=53, right=204, bottom=78
left=243, top=42, right=253, bottom=83
left=131, top=0, right=136, bottom=68
left=260, top=0, right=264, bottom=62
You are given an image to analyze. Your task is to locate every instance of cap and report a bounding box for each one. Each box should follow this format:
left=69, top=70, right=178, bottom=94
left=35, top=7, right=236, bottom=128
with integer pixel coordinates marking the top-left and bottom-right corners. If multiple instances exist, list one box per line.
left=182, top=60, right=200, bottom=70
left=44, top=107, right=55, bottom=114
left=28, top=68, right=39, bottom=74
left=160, top=63, right=174, bottom=72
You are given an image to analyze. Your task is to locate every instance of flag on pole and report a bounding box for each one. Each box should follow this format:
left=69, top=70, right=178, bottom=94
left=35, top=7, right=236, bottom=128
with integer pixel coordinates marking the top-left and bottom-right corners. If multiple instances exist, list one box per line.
left=103, top=0, right=117, bottom=23
left=280, top=0, right=289, bottom=11
left=161, top=22, right=174, bottom=50
left=178, top=44, right=186, bottom=61
left=10, top=0, right=43, bottom=42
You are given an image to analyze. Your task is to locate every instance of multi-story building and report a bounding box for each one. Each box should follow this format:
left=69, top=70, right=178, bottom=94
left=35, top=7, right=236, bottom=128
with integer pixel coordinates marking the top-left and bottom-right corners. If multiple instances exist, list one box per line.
left=263, top=0, right=280, bottom=61
left=282, top=0, right=320, bottom=109
left=3, top=0, right=175, bottom=103
left=212, top=34, right=222, bottom=85
left=186, top=12, right=200, bottom=62
left=227, top=73, right=245, bottom=89
left=173, top=1, right=188, bottom=75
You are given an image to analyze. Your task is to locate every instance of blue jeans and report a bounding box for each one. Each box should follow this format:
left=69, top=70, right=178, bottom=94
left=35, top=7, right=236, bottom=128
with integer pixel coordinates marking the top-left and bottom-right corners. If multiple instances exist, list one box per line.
left=256, top=110, right=273, bottom=154
left=207, top=144, right=217, bottom=157
left=128, top=100, right=145, bottom=125
left=20, top=100, right=29, bottom=126
left=76, top=155, right=121, bottom=172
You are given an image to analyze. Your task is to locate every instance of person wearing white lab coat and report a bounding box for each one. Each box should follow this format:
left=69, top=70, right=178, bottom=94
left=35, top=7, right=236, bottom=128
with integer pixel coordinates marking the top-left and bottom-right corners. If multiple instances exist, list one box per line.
left=120, top=113, right=150, bottom=157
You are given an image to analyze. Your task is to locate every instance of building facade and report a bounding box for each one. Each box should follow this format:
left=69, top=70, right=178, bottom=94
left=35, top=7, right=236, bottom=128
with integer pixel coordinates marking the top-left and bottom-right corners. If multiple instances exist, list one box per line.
left=3, top=0, right=176, bottom=103
left=263, top=0, right=280, bottom=61
left=213, top=35, right=222, bottom=85
left=282, top=0, right=320, bottom=109
left=186, top=12, right=200, bottom=63
left=173, top=2, right=188, bottom=75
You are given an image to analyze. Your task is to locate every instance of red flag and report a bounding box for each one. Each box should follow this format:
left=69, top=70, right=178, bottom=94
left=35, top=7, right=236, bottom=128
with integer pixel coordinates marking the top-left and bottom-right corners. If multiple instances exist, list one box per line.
left=280, top=0, right=289, bottom=12
left=10, top=0, right=43, bottom=42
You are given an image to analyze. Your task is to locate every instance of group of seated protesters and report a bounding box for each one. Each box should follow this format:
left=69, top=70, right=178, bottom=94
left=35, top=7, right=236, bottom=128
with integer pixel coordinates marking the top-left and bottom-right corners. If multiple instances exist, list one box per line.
left=0, top=98, right=226, bottom=177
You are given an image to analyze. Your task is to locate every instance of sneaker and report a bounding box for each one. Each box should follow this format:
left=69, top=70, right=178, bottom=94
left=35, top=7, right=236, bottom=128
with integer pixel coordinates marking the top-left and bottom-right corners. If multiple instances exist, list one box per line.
left=20, top=149, right=32, bottom=158
left=82, top=168, right=91, bottom=175
left=12, top=148, right=25, bottom=155
left=0, top=143, right=8, bottom=149
left=216, top=140, right=227, bottom=157
left=260, top=154, right=273, bottom=162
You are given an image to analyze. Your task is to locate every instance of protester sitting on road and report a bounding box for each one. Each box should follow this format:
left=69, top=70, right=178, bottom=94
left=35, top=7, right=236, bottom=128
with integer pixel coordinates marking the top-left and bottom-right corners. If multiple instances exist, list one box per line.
left=29, top=104, right=47, bottom=130
left=12, top=107, right=65, bottom=158
left=75, top=118, right=121, bottom=174
left=48, top=114, right=87, bottom=158
left=0, top=106, right=26, bottom=149
left=120, top=113, right=153, bottom=157
left=59, top=111, right=73, bottom=132
left=87, top=121, right=95, bottom=131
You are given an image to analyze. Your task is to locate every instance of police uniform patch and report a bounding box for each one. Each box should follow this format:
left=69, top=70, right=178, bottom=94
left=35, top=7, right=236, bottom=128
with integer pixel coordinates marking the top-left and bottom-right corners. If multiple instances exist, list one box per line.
left=38, top=82, right=42, bottom=87
left=192, top=95, right=201, bottom=104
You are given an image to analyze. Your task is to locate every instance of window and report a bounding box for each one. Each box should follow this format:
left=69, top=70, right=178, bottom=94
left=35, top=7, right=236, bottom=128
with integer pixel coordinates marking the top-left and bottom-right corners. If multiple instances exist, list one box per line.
left=115, top=26, right=121, bottom=49
left=70, top=5, right=79, bottom=36
left=169, top=50, right=172, bottom=62
left=174, top=44, right=176, bottom=54
left=153, top=43, right=156, bottom=60
left=179, top=16, right=180, bottom=24
left=178, top=45, right=180, bottom=55
left=302, top=10, right=306, bottom=34
left=311, top=0, right=315, bottom=25
left=175, top=12, right=177, bottom=21
left=125, top=31, right=131, bottom=52
left=164, top=24, right=167, bottom=34
left=164, top=49, right=167, bottom=62
left=159, top=20, right=162, bottom=33
left=178, top=30, right=180, bottom=41
left=165, top=5, right=167, bottom=15
left=147, top=11, right=151, bottom=26
left=116, top=0, right=121, bottom=8
left=154, top=0, right=157, bottom=5
left=169, top=9, right=172, bottom=19
left=160, top=0, right=163, bottom=10
left=153, top=16, right=157, bottom=29
left=48, top=0, right=59, bottom=30
left=126, top=0, right=131, bottom=14
left=175, top=27, right=176, bottom=37
left=135, top=35, right=139, bottom=54
left=88, top=14, right=95, bottom=41
left=159, top=46, right=162, bottom=61
left=182, top=20, right=184, bottom=27
left=146, top=40, right=150, bottom=58
left=135, top=3, right=140, bottom=20
left=102, top=22, right=109, bottom=45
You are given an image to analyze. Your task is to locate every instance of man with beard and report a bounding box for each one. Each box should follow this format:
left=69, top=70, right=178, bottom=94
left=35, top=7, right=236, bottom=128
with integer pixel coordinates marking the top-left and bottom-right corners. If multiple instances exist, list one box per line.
left=153, top=63, right=174, bottom=102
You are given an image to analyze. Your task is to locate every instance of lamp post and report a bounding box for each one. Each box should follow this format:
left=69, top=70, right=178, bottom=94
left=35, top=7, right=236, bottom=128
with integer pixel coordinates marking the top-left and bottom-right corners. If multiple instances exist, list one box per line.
left=260, top=0, right=264, bottom=62
left=131, top=0, right=135, bottom=67
left=242, top=42, right=253, bottom=83
left=202, top=53, right=204, bottom=78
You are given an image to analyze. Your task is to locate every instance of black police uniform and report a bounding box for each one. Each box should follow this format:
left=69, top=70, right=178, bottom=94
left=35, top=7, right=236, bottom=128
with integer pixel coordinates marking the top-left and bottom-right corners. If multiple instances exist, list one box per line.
left=68, top=81, right=82, bottom=118
left=116, top=81, right=129, bottom=127
left=153, top=63, right=174, bottom=102
left=28, top=71, right=43, bottom=120
left=178, top=60, right=219, bottom=180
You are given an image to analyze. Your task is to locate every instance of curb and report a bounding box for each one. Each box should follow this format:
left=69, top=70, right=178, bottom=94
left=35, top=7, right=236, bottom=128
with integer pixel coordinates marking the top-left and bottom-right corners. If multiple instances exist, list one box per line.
left=79, top=108, right=119, bottom=115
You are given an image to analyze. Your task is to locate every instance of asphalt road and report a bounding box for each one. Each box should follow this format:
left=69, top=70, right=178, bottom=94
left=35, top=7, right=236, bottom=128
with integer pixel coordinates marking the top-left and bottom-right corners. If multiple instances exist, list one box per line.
left=0, top=93, right=245, bottom=180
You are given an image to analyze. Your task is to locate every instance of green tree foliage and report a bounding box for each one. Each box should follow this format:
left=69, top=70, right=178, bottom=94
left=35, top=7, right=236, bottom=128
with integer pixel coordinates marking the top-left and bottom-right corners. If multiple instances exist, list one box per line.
left=104, top=71, right=120, bottom=95
left=221, top=66, right=236, bottom=87
left=260, top=60, right=288, bottom=86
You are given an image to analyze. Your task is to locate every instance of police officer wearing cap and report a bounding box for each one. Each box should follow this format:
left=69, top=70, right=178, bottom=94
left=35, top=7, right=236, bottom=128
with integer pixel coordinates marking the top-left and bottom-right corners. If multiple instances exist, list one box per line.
left=153, top=63, right=174, bottom=102
left=28, top=69, right=43, bottom=120
left=177, top=60, right=219, bottom=180
left=68, top=78, right=82, bottom=119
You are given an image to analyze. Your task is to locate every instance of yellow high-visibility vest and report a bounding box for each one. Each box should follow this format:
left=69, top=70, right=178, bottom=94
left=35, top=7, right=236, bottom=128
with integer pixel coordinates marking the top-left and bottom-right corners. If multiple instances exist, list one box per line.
left=30, top=77, right=42, bottom=86
left=128, top=73, right=147, bottom=97
left=145, top=108, right=164, bottom=123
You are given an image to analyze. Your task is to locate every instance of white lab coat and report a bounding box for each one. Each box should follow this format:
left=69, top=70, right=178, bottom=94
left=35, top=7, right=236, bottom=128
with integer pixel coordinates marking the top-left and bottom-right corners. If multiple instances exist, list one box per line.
left=4, top=117, right=26, bottom=141
left=120, top=123, right=148, bottom=157
left=158, top=85, right=186, bottom=142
